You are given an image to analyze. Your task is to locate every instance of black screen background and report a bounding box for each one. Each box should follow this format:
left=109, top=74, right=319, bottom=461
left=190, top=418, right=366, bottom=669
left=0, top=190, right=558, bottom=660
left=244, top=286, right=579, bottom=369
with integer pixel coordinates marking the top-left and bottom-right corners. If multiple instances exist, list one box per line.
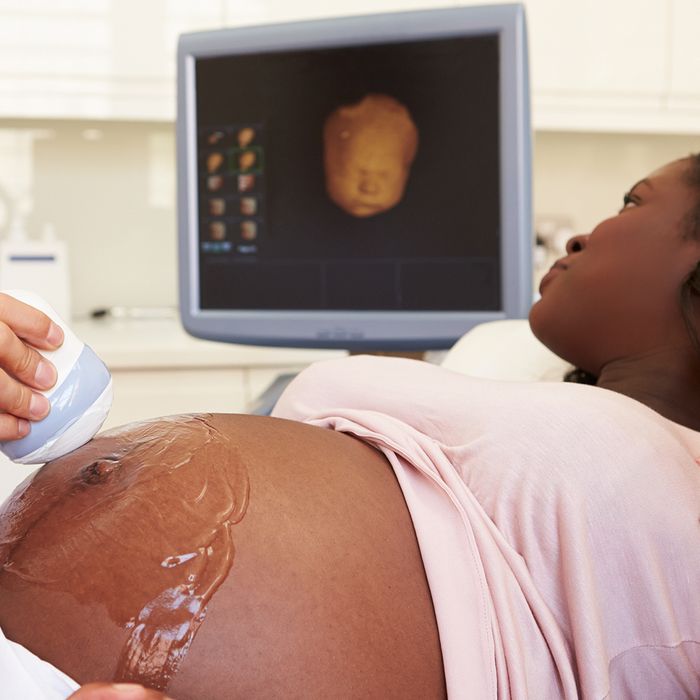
left=196, top=34, right=501, bottom=311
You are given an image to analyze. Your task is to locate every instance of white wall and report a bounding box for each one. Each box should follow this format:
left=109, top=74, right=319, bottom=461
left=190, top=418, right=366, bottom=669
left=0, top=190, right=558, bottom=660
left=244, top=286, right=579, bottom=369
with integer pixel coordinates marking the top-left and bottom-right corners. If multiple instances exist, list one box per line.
left=533, top=131, right=700, bottom=235
left=0, top=119, right=177, bottom=317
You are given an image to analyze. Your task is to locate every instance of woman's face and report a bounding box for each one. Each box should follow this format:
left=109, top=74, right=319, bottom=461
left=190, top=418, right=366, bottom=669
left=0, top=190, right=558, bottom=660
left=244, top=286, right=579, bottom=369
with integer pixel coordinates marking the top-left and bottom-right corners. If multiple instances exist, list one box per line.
left=529, top=158, right=700, bottom=374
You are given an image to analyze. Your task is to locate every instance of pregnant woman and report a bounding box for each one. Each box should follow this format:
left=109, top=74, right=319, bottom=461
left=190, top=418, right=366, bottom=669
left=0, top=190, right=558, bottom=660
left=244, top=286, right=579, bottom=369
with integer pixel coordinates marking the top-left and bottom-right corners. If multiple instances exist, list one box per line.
left=1, top=153, right=699, bottom=698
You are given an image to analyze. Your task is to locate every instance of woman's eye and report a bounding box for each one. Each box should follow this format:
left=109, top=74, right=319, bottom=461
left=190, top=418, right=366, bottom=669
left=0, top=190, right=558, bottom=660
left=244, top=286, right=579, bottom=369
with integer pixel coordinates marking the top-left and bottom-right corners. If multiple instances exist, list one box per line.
left=621, top=191, right=639, bottom=210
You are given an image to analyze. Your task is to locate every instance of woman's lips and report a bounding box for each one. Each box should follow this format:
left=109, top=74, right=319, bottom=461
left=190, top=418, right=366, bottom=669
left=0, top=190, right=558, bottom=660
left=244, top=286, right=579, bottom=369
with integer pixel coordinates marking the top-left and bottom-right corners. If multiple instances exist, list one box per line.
left=538, top=262, right=567, bottom=294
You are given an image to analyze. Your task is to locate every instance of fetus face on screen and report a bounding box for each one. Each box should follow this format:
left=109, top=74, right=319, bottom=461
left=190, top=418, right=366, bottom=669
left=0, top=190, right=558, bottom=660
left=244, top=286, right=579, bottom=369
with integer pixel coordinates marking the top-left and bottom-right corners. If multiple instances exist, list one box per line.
left=323, top=94, right=419, bottom=218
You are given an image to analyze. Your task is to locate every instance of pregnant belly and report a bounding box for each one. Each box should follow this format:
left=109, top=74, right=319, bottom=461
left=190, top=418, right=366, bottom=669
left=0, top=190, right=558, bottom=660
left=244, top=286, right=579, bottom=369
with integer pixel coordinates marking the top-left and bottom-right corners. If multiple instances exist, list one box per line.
left=0, top=413, right=445, bottom=699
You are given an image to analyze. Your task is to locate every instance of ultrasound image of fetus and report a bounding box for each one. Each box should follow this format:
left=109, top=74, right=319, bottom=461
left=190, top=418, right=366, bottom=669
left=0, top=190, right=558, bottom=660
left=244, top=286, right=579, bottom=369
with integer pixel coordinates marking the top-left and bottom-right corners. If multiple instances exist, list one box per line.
left=209, top=198, right=226, bottom=216
left=209, top=221, right=226, bottom=240
left=238, top=150, right=257, bottom=171
left=323, top=94, right=419, bottom=218
left=240, top=197, right=257, bottom=216
left=207, top=152, right=224, bottom=174
left=237, top=127, right=255, bottom=148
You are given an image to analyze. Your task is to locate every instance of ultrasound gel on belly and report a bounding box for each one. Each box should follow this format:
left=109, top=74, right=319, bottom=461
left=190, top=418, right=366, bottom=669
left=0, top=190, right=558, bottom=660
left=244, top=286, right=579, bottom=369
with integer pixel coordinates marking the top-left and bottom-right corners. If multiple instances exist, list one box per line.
left=0, top=289, right=113, bottom=464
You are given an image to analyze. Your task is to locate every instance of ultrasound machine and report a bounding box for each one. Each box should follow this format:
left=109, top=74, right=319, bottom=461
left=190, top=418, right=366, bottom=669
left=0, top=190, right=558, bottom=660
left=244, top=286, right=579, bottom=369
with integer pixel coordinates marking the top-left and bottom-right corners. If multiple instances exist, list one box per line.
left=176, top=3, right=532, bottom=411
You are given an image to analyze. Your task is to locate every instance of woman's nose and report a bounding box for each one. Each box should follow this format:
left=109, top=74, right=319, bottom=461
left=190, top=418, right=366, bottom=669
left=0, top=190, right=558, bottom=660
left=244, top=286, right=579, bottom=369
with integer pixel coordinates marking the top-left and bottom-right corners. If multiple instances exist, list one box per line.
left=565, top=234, right=590, bottom=254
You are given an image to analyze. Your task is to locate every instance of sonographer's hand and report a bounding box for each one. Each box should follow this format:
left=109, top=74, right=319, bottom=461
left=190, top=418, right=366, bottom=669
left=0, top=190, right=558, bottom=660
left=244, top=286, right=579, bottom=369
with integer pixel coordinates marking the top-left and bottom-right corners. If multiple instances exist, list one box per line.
left=0, top=292, right=63, bottom=440
left=67, top=683, right=175, bottom=700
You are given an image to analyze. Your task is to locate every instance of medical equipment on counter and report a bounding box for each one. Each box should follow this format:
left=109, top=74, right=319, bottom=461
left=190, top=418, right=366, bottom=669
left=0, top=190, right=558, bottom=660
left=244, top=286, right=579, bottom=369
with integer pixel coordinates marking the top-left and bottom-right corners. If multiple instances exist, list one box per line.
left=0, top=196, right=71, bottom=321
left=90, top=305, right=177, bottom=320
left=0, top=289, right=112, bottom=464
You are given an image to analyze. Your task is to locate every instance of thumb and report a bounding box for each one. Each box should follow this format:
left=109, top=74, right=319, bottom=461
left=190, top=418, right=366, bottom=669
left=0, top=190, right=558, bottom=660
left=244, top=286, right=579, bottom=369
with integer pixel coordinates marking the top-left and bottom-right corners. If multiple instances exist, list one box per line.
left=67, top=682, right=175, bottom=700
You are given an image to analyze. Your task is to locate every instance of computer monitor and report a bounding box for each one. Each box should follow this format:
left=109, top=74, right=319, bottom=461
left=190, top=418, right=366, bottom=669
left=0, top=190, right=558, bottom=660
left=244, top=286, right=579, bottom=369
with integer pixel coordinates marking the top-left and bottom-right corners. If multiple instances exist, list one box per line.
left=177, top=3, right=532, bottom=350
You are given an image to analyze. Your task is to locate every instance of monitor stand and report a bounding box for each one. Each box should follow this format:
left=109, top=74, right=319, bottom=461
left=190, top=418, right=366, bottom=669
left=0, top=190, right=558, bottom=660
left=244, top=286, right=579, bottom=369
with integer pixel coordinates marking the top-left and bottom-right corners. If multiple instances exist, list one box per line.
left=246, top=350, right=426, bottom=416
left=247, top=371, right=300, bottom=416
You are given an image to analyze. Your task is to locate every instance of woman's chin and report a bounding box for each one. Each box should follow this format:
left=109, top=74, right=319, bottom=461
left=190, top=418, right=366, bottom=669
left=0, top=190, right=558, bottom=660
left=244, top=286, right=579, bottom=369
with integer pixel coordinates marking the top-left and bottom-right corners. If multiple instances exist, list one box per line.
left=528, top=303, right=576, bottom=367
left=527, top=300, right=548, bottom=343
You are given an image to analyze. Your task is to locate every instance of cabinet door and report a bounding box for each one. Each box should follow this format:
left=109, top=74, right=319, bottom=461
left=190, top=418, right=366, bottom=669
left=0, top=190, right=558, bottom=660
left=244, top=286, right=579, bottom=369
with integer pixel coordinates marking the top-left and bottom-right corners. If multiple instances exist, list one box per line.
left=525, top=0, right=667, bottom=97
left=0, top=0, right=223, bottom=120
left=525, top=0, right=670, bottom=131
left=104, top=368, right=247, bottom=430
left=108, top=0, right=222, bottom=81
left=224, top=0, right=459, bottom=25
left=668, top=0, right=700, bottom=125
left=453, top=0, right=679, bottom=132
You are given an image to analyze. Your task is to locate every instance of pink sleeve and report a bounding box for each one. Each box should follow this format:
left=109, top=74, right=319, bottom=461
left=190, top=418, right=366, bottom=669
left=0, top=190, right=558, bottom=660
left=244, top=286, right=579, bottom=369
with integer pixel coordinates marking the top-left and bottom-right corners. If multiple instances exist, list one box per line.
left=272, top=354, right=492, bottom=437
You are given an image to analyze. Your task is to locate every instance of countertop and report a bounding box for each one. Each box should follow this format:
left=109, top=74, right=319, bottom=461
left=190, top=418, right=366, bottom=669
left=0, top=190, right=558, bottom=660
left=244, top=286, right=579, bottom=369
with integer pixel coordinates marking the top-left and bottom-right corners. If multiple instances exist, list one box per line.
left=73, top=316, right=347, bottom=370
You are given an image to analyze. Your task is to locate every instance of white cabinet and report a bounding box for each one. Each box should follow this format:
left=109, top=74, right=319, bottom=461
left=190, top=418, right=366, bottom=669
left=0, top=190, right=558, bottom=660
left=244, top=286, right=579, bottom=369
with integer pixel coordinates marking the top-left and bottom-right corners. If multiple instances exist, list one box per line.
left=0, top=0, right=223, bottom=120
left=525, top=0, right=668, bottom=131
left=103, top=367, right=248, bottom=430
left=222, top=0, right=455, bottom=24
left=74, top=317, right=344, bottom=429
left=668, top=0, right=700, bottom=122
left=525, top=0, right=666, bottom=96
left=456, top=0, right=700, bottom=133
left=0, top=1, right=698, bottom=130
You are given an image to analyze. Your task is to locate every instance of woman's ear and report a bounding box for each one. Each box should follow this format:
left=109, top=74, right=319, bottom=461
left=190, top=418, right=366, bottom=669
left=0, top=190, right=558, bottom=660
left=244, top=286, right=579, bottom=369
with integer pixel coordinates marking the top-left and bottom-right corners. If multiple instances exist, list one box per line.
left=679, top=261, right=700, bottom=353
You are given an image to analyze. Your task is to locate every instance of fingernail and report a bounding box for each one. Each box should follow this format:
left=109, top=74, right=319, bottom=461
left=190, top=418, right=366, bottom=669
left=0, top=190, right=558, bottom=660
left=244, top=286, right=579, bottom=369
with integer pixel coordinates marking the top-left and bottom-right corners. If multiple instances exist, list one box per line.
left=29, top=393, right=50, bottom=419
left=17, top=419, right=29, bottom=437
left=34, top=360, right=57, bottom=389
left=110, top=684, right=146, bottom=696
left=46, top=322, right=64, bottom=347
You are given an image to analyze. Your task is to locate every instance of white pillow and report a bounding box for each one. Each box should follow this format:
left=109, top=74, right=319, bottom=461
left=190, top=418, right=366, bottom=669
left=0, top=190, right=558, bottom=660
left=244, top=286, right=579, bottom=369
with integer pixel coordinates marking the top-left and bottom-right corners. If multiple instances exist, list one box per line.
left=441, top=320, right=571, bottom=382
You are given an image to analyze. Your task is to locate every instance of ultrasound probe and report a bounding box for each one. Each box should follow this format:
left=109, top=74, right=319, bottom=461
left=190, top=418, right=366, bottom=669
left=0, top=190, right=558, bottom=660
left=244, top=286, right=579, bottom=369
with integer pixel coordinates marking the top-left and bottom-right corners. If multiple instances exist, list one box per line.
left=0, top=289, right=113, bottom=464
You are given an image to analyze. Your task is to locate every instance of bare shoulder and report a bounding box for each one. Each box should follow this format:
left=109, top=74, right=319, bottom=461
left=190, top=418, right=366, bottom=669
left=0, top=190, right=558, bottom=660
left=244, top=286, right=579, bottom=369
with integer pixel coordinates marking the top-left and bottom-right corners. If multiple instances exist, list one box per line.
left=0, top=413, right=445, bottom=699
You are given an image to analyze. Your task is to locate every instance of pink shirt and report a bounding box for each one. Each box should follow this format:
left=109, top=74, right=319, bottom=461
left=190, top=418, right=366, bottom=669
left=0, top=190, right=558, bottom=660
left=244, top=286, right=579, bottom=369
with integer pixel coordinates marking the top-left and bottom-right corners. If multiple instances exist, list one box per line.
left=273, top=355, right=700, bottom=699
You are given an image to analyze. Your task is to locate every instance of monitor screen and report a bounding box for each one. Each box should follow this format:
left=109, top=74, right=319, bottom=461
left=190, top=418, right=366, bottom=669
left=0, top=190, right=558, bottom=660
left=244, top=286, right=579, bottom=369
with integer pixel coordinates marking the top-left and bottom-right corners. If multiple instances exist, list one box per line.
left=177, top=4, right=532, bottom=349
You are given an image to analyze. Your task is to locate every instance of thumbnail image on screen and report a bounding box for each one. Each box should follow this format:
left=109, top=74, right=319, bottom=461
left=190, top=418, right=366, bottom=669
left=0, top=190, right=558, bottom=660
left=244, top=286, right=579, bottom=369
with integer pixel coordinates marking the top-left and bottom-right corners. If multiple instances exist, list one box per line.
left=196, top=33, right=501, bottom=312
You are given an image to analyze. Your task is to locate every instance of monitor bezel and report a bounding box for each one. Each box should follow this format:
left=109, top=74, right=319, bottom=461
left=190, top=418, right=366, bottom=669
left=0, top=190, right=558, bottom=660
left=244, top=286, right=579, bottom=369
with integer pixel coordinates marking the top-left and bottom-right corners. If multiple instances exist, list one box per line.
left=177, top=3, right=532, bottom=350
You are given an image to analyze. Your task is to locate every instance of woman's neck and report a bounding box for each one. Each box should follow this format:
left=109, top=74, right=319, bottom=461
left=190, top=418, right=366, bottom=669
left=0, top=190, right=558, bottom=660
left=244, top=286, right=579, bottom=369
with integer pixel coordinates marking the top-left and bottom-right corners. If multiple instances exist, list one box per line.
left=596, top=346, right=700, bottom=431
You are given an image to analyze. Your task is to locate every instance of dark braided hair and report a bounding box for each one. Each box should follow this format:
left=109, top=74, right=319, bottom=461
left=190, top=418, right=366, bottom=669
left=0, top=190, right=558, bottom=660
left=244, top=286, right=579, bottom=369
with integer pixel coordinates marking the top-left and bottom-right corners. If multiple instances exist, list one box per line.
left=682, top=152, right=700, bottom=240
left=565, top=152, right=700, bottom=385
